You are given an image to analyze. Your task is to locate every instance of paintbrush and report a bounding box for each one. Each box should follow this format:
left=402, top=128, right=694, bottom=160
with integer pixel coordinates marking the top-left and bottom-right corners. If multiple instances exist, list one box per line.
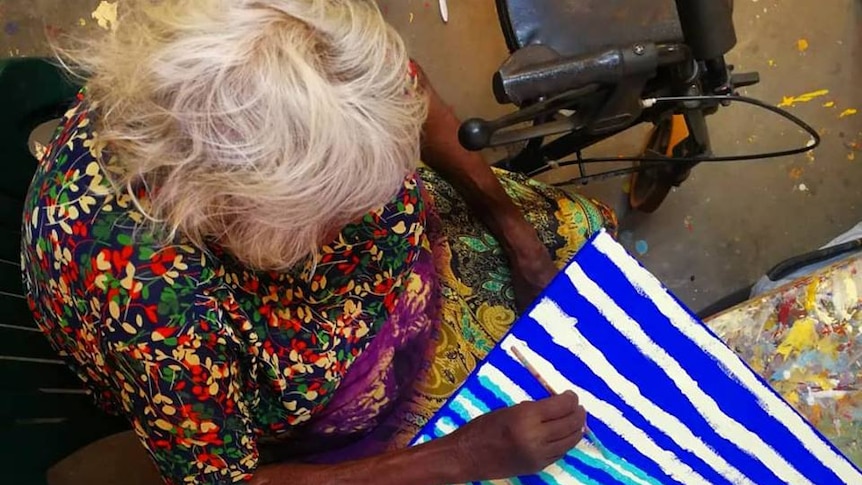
left=510, top=344, right=611, bottom=459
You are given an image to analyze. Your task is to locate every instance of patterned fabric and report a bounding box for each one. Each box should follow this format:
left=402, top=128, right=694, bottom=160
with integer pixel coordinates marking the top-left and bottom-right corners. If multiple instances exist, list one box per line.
left=21, top=98, right=615, bottom=484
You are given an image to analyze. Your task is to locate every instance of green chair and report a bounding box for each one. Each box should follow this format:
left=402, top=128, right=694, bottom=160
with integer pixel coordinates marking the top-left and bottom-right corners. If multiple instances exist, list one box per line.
left=0, top=57, right=128, bottom=485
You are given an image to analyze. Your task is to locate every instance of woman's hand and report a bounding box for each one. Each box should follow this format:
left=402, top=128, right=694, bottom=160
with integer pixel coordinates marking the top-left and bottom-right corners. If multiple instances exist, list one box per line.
left=451, top=391, right=587, bottom=480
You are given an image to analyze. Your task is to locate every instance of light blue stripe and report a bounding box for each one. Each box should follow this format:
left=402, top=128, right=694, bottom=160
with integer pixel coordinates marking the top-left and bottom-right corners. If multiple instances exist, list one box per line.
left=449, top=396, right=473, bottom=422
left=478, top=373, right=516, bottom=406
left=556, top=458, right=602, bottom=485
left=569, top=448, right=658, bottom=485
left=461, top=388, right=491, bottom=414
left=536, top=471, right=562, bottom=485
left=581, top=432, right=662, bottom=485
left=434, top=416, right=459, bottom=436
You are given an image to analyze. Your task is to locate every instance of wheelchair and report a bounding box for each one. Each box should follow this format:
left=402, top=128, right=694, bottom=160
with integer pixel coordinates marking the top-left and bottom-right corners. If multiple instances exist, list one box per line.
left=460, top=0, right=817, bottom=212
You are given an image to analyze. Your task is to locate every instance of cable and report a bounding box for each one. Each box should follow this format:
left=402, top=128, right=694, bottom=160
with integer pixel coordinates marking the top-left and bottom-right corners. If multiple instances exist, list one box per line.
left=530, top=94, right=820, bottom=174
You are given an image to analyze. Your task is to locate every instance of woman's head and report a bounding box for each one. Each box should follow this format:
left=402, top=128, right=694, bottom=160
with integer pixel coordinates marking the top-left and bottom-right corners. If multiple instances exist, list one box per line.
left=62, top=0, right=428, bottom=270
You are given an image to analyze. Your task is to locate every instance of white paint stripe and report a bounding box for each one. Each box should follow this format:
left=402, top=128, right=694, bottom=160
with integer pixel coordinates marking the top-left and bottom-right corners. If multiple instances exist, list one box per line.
left=531, top=298, right=755, bottom=485
left=478, top=363, right=532, bottom=404
left=576, top=442, right=655, bottom=485
left=434, top=416, right=458, bottom=436
left=593, top=233, right=862, bottom=483
left=453, top=394, right=485, bottom=420
left=413, top=434, right=431, bottom=445
left=545, top=462, right=587, bottom=485
left=501, top=336, right=708, bottom=484
left=565, top=264, right=813, bottom=485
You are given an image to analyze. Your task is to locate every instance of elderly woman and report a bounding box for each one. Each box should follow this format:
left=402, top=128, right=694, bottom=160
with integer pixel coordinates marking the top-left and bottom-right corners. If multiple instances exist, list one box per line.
left=22, top=1, right=615, bottom=483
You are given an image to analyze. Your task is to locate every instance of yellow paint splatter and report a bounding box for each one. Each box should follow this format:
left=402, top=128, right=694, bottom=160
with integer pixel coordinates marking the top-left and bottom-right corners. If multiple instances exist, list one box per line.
left=91, top=1, right=118, bottom=31
left=822, top=101, right=835, bottom=108
left=776, top=317, right=816, bottom=358
left=409, top=12, right=414, bottom=23
left=805, top=281, right=818, bottom=311
left=849, top=152, right=856, bottom=162
left=77, top=18, right=87, bottom=27
left=839, top=108, right=857, bottom=118
left=789, top=167, right=804, bottom=180
left=622, top=179, right=631, bottom=194
left=778, top=89, right=830, bottom=108
left=767, top=59, right=776, bottom=67
left=797, top=38, right=809, bottom=52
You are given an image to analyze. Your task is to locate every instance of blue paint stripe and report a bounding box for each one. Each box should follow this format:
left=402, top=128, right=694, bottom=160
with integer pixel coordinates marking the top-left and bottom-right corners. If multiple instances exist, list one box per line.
left=571, top=243, right=832, bottom=483
left=570, top=448, right=641, bottom=485
left=521, top=310, right=729, bottom=484
left=516, top=311, right=698, bottom=485
left=556, top=456, right=602, bottom=485
left=585, top=431, right=662, bottom=485
left=477, top=372, right=517, bottom=406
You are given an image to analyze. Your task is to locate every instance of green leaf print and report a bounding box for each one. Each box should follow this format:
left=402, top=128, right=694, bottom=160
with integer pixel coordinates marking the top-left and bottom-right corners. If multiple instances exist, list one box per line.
left=157, top=286, right=180, bottom=316
left=482, top=280, right=504, bottom=292
left=459, top=236, right=491, bottom=252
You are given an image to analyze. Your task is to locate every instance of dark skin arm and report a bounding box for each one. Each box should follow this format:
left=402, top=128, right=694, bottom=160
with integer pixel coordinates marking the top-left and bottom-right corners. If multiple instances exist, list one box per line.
left=250, top=392, right=586, bottom=485
left=414, top=63, right=558, bottom=310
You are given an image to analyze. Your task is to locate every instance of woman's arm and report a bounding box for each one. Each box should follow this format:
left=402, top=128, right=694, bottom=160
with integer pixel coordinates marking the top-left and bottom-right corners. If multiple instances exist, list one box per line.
left=415, top=64, right=558, bottom=309
left=251, top=392, right=586, bottom=485
left=251, top=434, right=463, bottom=485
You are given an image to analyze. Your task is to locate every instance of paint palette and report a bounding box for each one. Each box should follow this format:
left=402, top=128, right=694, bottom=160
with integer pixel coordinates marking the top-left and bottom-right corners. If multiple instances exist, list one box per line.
left=411, top=231, right=861, bottom=484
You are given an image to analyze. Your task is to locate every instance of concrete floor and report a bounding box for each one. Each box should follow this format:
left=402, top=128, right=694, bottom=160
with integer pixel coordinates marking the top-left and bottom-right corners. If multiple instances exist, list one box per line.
left=2, top=0, right=860, bottom=313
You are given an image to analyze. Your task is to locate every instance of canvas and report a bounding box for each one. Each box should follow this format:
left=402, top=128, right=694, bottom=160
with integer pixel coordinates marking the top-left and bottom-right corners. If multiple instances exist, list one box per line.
left=411, top=231, right=861, bottom=484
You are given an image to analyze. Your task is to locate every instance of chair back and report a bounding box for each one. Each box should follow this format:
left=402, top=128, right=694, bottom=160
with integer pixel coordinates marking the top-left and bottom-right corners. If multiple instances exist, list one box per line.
left=0, top=57, right=127, bottom=485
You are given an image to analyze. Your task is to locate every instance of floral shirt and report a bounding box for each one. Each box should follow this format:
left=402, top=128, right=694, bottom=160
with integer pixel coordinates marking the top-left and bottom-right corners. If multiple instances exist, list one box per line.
left=21, top=98, right=429, bottom=483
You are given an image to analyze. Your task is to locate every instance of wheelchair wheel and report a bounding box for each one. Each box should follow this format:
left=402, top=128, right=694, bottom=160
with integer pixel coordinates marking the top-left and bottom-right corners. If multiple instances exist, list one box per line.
left=629, top=115, right=692, bottom=213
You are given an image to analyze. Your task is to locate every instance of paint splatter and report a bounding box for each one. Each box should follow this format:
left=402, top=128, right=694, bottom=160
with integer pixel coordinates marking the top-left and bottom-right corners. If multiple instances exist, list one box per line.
left=3, top=21, right=20, bottom=36
left=635, top=240, right=649, bottom=256
left=92, top=1, right=118, bottom=31
left=684, top=216, right=694, bottom=232
left=797, top=38, right=809, bottom=53
left=409, top=12, right=414, bottom=23
left=823, top=101, right=835, bottom=108
left=848, top=152, right=856, bottom=162
left=839, top=109, right=857, bottom=119
left=622, top=179, right=631, bottom=194
left=798, top=183, right=809, bottom=192
left=78, top=18, right=87, bottom=27
left=778, top=89, right=829, bottom=108
left=619, top=230, right=634, bottom=247
left=789, top=167, right=804, bottom=180
left=768, top=59, right=777, bottom=67
left=806, top=150, right=816, bottom=164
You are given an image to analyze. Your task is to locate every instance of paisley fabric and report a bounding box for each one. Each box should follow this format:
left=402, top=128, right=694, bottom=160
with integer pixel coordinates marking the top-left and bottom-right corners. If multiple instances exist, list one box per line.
left=21, top=97, right=615, bottom=484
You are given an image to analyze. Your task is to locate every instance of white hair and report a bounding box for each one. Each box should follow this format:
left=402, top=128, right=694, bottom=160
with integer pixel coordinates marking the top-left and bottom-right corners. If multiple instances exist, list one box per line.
left=58, top=0, right=428, bottom=270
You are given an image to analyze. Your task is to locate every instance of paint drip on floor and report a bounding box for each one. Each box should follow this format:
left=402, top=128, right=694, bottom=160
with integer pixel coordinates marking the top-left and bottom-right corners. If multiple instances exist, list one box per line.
left=778, top=89, right=829, bottom=108
left=635, top=240, right=649, bottom=256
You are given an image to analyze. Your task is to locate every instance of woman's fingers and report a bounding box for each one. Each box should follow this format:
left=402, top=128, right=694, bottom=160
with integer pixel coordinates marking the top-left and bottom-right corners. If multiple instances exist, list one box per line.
left=542, top=405, right=587, bottom=443
left=546, top=424, right=586, bottom=458
left=534, top=391, right=580, bottom=422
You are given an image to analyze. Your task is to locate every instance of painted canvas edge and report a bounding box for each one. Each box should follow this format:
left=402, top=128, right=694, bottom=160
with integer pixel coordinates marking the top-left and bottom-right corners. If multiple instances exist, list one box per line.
left=410, top=230, right=862, bottom=476
left=408, top=228, right=610, bottom=445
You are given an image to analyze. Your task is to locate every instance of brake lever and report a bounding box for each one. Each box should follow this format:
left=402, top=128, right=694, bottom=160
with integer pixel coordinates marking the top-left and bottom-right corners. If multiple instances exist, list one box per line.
left=458, top=84, right=601, bottom=151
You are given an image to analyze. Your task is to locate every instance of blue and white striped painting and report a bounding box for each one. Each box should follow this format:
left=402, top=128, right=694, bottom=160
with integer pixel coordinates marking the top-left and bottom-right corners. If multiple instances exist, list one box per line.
left=411, top=230, right=861, bottom=484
